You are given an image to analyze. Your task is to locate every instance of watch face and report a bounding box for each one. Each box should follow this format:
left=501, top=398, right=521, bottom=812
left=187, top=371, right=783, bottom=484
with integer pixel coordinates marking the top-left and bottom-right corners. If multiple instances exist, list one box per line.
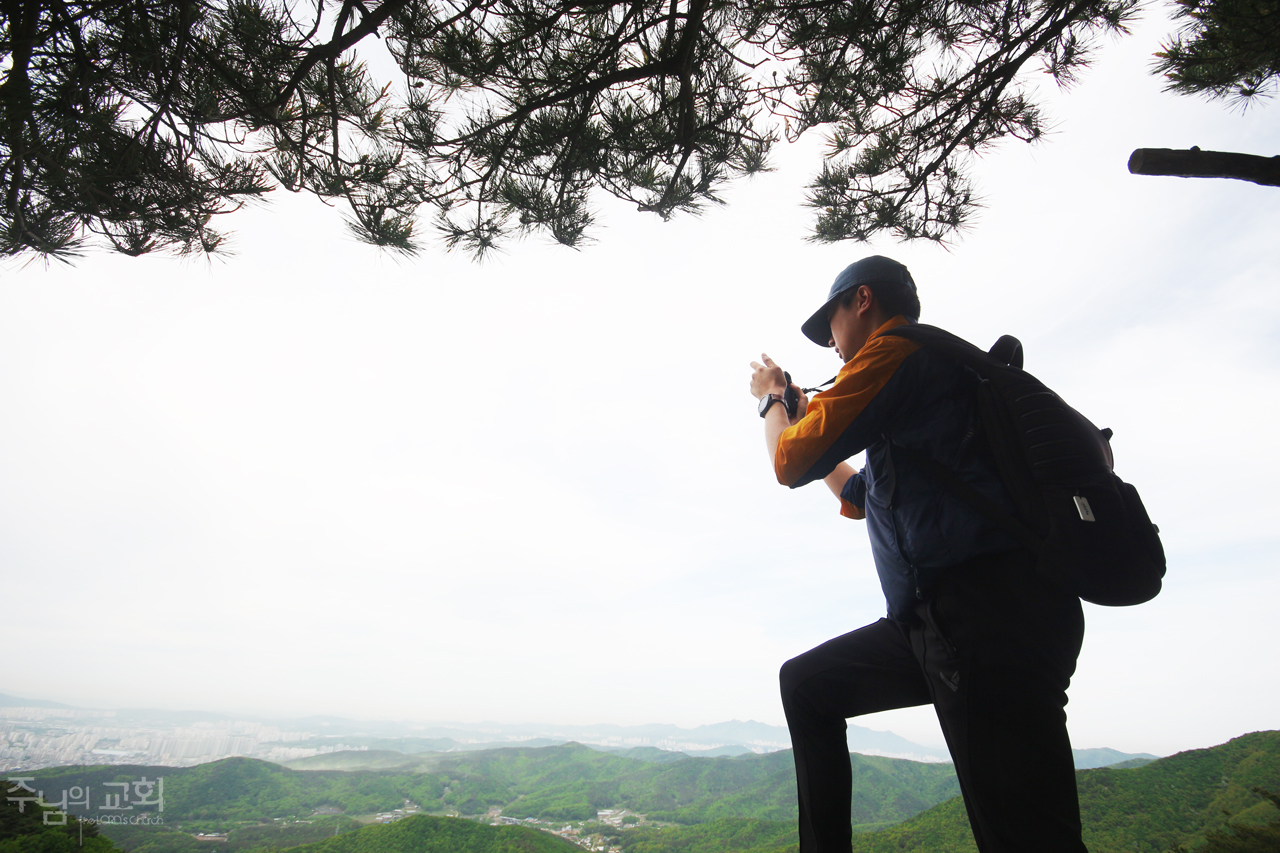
left=758, top=394, right=777, bottom=416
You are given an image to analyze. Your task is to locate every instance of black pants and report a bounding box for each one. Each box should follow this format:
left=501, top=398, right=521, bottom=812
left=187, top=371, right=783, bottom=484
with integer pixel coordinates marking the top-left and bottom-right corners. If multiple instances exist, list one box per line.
left=780, top=551, right=1087, bottom=853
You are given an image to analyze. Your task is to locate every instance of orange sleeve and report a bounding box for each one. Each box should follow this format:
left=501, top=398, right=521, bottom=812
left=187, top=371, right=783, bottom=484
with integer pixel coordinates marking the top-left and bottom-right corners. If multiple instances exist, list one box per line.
left=839, top=497, right=865, bottom=520
left=774, top=317, right=920, bottom=488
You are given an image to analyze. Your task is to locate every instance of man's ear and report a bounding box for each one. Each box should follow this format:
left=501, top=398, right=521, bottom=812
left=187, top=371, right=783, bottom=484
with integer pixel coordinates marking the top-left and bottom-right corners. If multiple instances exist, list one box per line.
left=855, top=285, right=876, bottom=317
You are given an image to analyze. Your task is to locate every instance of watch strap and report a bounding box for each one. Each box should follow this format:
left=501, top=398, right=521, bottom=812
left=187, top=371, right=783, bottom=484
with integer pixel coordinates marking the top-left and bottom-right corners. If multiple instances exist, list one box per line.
left=758, top=393, right=784, bottom=418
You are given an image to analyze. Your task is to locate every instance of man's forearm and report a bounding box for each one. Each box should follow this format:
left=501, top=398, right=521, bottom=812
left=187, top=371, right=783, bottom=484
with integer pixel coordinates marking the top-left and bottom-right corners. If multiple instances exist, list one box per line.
left=823, top=462, right=856, bottom=499
left=763, top=403, right=791, bottom=462
left=766, top=406, right=854, bottom=502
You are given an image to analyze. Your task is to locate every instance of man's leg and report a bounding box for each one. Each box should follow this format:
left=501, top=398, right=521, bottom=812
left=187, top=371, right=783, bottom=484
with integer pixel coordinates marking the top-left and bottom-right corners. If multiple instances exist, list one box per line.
left=780, top=618, right=931, bottom=853
left=913, top=552, right=1088, bottom=853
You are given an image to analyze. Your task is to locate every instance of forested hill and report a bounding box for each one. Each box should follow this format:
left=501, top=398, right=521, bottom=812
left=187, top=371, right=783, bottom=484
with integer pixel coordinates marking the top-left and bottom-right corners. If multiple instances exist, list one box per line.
left=19, top=733, right=1280, bottom=853
left=24, top=744, right=958, bottom=827
left=1, top=783, right=117, bottom=853
left=274, top=815, right=578, bottom=853
left=613, top=730, right=1280, bottom=853
left=826, top=729, right=1280, bottom=853
left=279, top=731, right=1280, bottom=853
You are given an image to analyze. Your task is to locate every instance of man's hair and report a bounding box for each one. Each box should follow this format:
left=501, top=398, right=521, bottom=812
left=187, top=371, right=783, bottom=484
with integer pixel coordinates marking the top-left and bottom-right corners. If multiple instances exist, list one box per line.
left=837, top=280, right=922, bottom=320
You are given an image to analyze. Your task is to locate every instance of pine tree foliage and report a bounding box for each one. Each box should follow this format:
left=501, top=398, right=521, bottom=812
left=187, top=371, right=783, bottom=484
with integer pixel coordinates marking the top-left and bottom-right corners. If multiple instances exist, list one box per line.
left=0, top=0, right=1141, bottom=260
left=1171, top=788, right=1280, bottom=853
left=1155, top=0, right=1280, bottom=105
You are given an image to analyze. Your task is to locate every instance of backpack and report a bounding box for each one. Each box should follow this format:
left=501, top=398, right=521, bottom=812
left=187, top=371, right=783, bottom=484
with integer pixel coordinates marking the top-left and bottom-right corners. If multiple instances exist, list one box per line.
left=883, top=323, right=1166, bottom=607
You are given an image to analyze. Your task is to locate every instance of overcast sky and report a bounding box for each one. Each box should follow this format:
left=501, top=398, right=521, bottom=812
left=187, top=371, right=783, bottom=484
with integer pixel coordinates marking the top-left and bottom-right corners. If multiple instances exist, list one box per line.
left=3, top=12, right=1277, bottom=759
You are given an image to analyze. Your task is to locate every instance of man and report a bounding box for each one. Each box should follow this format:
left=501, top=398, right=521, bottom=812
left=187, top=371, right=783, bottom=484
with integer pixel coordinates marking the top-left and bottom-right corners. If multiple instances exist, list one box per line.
left=749, top=256, right=1088, bottom=853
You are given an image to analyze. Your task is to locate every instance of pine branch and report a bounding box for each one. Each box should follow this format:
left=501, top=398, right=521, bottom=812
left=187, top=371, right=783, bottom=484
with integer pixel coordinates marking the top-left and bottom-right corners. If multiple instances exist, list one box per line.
left=1128, top=146, right=1280, bottom=186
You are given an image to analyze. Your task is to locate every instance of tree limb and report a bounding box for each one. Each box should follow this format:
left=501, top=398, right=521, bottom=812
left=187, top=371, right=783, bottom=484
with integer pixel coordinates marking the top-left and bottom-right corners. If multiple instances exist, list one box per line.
left=1127, top=147, right=1280, bottom=187
left=272, top=0, right=415, bottom=113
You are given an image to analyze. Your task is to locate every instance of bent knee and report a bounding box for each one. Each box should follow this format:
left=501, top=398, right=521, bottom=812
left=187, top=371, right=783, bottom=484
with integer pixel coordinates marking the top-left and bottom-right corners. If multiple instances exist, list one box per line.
left=779, top=654, right=807, bottom=697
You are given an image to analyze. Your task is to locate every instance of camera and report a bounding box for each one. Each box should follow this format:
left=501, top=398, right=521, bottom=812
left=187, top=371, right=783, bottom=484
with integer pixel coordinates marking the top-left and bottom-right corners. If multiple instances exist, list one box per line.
left=781, top=371, right=837, bottom=418
left=783, top=372, right=800, bottom=419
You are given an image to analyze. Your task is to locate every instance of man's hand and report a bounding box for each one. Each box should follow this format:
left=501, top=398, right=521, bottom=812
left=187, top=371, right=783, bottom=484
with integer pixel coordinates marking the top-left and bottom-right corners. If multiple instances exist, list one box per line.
left=753, top=354, right=811, bottom=468
left=750, top=354, right=853, bottom=506
left=750, top=354, right=787, bottom=399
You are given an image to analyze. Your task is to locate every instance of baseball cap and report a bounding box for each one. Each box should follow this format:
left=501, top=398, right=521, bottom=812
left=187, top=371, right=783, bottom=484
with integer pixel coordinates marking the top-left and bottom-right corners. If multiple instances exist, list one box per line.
left=800, top=255, right=917, bottom=346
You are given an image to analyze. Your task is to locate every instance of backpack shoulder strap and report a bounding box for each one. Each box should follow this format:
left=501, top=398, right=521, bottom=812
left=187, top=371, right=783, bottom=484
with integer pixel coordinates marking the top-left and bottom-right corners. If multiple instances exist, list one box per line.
left=881, top=323, right=1046, bottom=545
left=882, top=323, right=1017, bottom=374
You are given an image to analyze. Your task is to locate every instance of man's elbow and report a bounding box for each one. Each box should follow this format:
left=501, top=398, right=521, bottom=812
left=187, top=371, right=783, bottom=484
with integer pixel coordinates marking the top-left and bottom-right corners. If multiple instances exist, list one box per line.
left=773, top=448, right=802, bottom=487
left=839, top=498, right=865, bottom=520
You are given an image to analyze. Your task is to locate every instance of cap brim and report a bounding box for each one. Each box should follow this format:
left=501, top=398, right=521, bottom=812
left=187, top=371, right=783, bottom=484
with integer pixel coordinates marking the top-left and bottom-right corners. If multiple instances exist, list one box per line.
left=801, top=299, right=837, bottom=347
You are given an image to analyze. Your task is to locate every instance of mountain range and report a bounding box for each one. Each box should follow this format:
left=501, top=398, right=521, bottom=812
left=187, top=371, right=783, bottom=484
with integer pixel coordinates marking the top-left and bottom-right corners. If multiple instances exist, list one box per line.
left=0, top=692, right=1155, bottom=767
left=8, top=730, right=1277, bottom=853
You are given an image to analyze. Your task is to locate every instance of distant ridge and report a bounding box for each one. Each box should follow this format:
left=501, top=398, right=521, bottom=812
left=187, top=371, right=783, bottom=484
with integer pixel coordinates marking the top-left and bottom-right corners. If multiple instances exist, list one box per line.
left=0, top=692, right=76, bottom=709
left=262, top=719, right=953, bottom=762
left=1072, top=746, right=1158, bottom=770
left=2, top=690, right=1152, bottom=769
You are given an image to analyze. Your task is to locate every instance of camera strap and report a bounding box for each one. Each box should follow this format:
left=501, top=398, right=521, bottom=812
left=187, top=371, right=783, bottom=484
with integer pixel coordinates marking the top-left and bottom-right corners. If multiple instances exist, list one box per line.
left=801, top=376, right=837, bottom=394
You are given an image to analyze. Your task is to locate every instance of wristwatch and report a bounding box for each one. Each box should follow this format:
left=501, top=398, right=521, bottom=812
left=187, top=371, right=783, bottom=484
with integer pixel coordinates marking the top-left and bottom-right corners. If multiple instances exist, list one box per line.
left=758, top=393, right=785, bottom=418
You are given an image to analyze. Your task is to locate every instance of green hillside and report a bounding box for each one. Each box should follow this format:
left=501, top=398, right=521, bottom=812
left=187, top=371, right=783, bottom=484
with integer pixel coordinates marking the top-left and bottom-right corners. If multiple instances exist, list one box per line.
left=278, top=815, right=578, bottom=853
left=24, top=733, right=1280, bottom=853
left=358, top=743, right=957, bottom=825
left=618, top=818, right=797, bottom=853
left=27, top=759, right=440, bottom=821
left=1, top=786, right=119, bottom=853
left=609, top=731, right=1280, bottom=853
left=1078, top=730, right=1280, bottom=853
left=1183, top=788, right=1280, bottom=853
left=22, top=745, right=954, bottom=853
left=96, top=817, right=364, bottom=853
left=834, top=729, right=1280, bottom=853
left=25, top=745, right=956, bottom=827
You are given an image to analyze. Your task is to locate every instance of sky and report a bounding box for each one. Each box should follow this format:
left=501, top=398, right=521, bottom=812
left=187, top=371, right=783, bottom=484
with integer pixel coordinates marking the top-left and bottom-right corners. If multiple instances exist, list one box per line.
left=2, top=11, right=1278, bottom=759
